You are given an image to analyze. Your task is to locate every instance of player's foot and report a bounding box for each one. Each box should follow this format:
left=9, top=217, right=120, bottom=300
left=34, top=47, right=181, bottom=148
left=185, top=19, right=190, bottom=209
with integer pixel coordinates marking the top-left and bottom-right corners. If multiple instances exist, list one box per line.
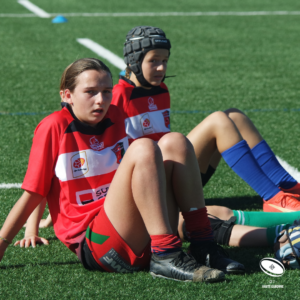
left=281, top=182, right=300, bottom=195
left=263, top=191, right=300, bottom=212
left=189, top=242, right=245, bottom=275
left=150, top=250, right=225, bottom=282
left=274, top=225, right=300, bottom=269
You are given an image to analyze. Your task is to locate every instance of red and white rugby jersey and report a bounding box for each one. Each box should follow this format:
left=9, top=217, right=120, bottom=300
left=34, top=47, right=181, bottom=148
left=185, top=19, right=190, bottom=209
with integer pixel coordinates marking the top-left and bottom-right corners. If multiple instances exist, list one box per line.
left=22, top=103, right=128, bottom=254
left=112, top=76, right=170, bottom=144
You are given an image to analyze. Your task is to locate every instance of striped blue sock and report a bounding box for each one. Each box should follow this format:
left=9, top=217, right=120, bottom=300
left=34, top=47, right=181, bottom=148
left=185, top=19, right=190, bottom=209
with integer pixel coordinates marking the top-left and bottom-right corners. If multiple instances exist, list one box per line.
left=251, top=140, right=297, bottom=189
left=222, top=140, right=280, bottom=200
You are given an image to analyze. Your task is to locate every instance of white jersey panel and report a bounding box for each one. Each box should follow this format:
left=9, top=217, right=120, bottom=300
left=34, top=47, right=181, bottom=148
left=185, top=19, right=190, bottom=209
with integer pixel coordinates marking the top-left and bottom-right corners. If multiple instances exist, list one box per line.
left=125, top=109, right=170, bottom=139
left=55, top=137, right=129, bottom=182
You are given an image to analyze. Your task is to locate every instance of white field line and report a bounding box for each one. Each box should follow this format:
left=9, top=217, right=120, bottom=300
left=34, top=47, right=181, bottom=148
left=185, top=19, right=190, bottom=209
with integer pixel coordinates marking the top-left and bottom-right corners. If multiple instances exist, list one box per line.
left=1, top=156, right=299, bottom=189
left=276, top=156, right=300, bottom=182
left=3, top=10, right=300, bottom=18
left=0, top=13, right=36, bottom=17
left=18, top=0, right=50, bottom=18
left=0, top=183, right=22, bottom=189
left=59, top=11, right=300, bottom=17
left=77, top=38, right=126, bottom=70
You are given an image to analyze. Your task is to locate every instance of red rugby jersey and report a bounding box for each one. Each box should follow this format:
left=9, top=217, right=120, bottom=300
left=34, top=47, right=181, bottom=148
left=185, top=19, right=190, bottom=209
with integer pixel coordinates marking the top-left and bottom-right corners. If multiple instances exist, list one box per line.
left=112, top=76, right=170, bottom=144
left=22, top=103, right=128, bottom=254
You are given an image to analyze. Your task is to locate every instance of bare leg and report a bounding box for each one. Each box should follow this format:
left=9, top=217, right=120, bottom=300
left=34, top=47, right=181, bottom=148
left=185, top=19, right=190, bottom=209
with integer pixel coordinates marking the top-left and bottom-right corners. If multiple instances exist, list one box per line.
left=224, top=108, right=263, bottom=149
left=104, top=138, right=172, bottom=255
left=158, top=132, right=206, bottom=232
left=178, top=212, right=269, bottom=248
left=187, top=111, right=243, bottom=174
left=193, top=108, right=263, bottom=173
left=229, top=225, right=268, bottom=247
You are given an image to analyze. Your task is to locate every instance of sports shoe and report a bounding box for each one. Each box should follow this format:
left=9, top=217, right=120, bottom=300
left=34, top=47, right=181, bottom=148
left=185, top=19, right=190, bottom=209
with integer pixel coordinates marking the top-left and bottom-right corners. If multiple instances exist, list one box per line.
left=274, top=225, right=300, bottom=269
left=149, top=250, right=225, bottom=282
left=189, top=242, right=245, bottom=275
left=263, top=191, right=300, bottom=212
left=281, top=182, right=300, bottom=195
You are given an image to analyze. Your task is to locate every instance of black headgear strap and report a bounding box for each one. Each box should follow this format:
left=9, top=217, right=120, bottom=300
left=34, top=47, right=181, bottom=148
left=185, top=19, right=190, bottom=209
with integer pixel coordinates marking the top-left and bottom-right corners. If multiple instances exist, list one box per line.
left=123, top=26, right=171, bottom=87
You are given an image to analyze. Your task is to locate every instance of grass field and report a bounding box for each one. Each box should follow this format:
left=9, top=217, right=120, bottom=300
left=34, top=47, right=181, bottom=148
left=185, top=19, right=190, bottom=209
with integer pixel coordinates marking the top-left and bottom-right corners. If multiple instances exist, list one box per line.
left=1, top=0, right=300, bottom=299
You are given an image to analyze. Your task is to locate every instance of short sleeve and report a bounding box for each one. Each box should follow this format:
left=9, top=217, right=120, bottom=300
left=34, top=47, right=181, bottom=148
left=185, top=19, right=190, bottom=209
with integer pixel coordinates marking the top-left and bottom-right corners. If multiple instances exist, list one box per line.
left=22, top=116, right=62, bottom=197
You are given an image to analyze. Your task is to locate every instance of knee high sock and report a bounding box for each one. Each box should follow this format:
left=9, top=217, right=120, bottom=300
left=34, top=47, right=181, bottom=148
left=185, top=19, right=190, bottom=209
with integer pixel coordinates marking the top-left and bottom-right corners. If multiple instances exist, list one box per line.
left=233, top=210, right=300, bottom=227
left=221, top=140, right=280, bottom=200
left=182, top=208, right=214, bottom=245
left=251, top=140, right=297, bottom=189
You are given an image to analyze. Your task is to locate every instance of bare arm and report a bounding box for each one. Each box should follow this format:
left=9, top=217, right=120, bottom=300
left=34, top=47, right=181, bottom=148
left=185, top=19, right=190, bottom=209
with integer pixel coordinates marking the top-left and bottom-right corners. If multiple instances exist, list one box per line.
left=15, top=198, right=49, bottom=248
left=0, top=191, right=44, bottom=260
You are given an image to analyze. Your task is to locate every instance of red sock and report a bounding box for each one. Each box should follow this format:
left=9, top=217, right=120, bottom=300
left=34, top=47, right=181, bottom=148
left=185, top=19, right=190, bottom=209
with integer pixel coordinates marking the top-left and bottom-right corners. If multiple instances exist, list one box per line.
left=182, top=207, right=213, bottom=244
left=150, top=234, right=182, bottom=256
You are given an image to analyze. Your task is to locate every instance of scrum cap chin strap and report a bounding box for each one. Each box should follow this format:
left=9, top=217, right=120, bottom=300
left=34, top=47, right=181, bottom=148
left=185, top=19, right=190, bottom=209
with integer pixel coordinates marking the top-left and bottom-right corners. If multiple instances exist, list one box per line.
left=123, top=26, right=171, bottom=87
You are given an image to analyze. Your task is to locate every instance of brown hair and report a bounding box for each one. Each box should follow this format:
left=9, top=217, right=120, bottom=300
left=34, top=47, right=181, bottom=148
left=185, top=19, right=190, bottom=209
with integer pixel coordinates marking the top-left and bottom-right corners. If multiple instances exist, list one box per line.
left=125, top=67, right=131, bottom=79
left=60, top=58, right=112, bottom=93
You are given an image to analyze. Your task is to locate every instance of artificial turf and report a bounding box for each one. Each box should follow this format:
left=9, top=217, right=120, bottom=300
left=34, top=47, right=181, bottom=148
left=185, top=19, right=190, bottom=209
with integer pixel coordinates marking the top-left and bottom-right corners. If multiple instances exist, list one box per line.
left=1, top=0, right=300, bottom=298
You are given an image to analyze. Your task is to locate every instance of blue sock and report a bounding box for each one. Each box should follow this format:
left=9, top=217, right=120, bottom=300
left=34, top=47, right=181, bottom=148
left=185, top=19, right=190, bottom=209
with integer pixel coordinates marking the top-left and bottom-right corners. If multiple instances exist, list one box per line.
left=221, top=140, right=280, bottom=200
left=251, top=140, right=297, bottom=189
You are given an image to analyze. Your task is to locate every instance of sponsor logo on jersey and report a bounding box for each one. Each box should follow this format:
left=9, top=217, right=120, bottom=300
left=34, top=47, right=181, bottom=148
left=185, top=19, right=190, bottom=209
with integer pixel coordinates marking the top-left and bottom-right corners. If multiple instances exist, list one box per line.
left=148, top=97, right=157, bottom=111
left=90, top=136, right=104, bottom=151
left=111, top=142, right=125, bottom=164
left=140, top=113, right=154, bottom=135
left=76, top=183, right=110, bottom=205
left=73, top=158, right=85, bottom=168
left=100, top=248, right=140, bottom=273
left=71, top=151, right=89, bottom=178
left=162, top=110, right=170, bottom=129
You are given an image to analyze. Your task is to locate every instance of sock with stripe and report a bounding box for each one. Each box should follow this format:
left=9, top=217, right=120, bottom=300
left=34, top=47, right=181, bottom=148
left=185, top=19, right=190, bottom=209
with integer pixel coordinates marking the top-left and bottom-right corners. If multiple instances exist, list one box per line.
left=221, top=140, right=280, bottom=200
left=233, top=210, right=300, bottom=227
left=182, top=208, right=214, bottom=245
left=266, top=224, right=291, bottom=246
left=150, top=234, right=182, bottom=256
left=251, top=140, right=297, bottom=189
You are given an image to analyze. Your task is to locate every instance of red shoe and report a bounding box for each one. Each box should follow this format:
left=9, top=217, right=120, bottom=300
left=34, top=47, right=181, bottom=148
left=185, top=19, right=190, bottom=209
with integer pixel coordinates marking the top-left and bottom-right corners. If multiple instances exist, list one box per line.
left=263, top=191, right=300, bottom=212
left=281, top=182, right=300, bottom=195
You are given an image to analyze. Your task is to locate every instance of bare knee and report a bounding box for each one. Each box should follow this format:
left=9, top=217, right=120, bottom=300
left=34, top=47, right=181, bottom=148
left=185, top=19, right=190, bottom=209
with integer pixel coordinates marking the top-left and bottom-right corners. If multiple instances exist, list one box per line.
left=128, top=138, right=162, bottom=164
left=158, top=132, right=194, bottom=157
left=204, top=111, right=236, bottom=132
left=223, top=108, right=247, bottom=124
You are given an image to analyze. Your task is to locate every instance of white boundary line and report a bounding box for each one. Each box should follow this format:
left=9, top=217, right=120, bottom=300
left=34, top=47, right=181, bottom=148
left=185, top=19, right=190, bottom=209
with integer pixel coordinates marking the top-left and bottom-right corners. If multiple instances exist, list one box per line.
left=0, top=13, right=36, bottom=18
left=60, top=11, right=300, bottom=17
left=1, top=156, right=299, bottom=189
left=3, top=11, right=300, bottom=18
left=18, top=0, right=50, bottom=18
left=0, top=183, right=22, bottom=189
left=77, top=38, right=126, bottom=70
left=276, top=156, right=300, bottom=182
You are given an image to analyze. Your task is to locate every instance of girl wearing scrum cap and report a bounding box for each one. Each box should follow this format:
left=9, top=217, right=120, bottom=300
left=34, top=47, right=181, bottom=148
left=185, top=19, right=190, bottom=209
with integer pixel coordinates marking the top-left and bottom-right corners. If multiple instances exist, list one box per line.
left=113, top=26, right=300, bottom=215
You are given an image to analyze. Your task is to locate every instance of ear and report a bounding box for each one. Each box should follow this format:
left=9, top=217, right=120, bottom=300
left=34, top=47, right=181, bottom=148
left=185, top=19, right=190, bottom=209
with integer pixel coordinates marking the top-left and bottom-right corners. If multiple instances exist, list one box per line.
left=63, top=89, right=73, bottom=105
left=59, top=90, right=65, bottom=102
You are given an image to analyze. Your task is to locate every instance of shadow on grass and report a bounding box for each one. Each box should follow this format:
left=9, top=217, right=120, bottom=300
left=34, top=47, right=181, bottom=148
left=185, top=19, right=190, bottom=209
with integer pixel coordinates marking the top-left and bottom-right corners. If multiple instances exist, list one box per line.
left=205, top=195, right=263, bottom=211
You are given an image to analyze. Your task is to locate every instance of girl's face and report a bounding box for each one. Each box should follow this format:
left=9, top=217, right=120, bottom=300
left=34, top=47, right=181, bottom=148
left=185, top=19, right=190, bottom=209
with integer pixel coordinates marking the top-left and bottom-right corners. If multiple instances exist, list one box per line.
left=63, top=70, right=113, bottom=126
left=131, top=49, right=169, bottom=88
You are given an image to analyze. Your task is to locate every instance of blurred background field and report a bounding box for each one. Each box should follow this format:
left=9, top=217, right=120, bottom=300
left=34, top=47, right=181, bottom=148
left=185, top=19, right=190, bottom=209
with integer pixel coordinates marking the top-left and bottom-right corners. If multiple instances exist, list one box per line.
left=1, top=0, right=300, bottom=298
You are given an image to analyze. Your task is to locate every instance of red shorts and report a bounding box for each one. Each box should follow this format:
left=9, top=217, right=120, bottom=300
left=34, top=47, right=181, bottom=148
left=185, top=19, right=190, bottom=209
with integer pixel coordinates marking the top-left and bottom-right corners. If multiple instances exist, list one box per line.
left=85, top=207, right=151, bottom=272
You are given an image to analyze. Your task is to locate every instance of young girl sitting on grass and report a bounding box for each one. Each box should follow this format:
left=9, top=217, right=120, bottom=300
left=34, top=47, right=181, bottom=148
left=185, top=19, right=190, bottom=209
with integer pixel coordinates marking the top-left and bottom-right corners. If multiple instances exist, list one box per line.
left=0, top=57, right=240, bottom=282
left=112, top=25, right=300, bottom=213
